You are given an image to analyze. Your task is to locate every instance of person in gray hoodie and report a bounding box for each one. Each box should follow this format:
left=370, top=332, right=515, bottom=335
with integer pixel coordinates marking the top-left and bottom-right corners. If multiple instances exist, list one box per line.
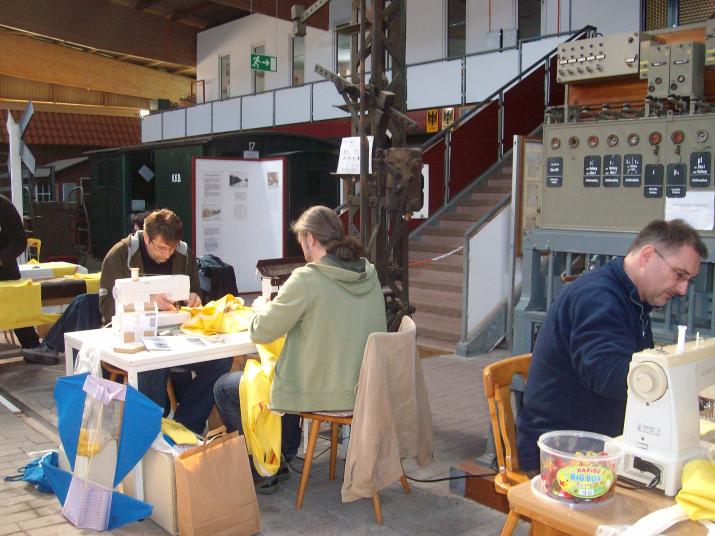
left=214, top=205, right=386, bottom=493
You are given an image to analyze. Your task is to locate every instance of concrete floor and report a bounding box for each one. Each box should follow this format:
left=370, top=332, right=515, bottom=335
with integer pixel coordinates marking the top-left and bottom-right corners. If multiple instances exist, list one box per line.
left=0, top=343, right=530, bottom=535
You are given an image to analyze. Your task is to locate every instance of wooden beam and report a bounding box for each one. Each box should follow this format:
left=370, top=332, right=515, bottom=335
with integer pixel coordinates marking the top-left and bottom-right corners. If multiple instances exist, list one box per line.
left=0, top=32, right=192, bottom=102
left=208, top=0, right=329, bottom=29
left=0, top=0, right=197, bottom=67
left=0, top=100, right=145, bottom=117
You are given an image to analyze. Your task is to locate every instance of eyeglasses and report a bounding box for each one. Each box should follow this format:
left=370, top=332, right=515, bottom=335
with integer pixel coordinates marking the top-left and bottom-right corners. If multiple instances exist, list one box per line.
left=150, top=238, right=176, bottom=255
left=653, top=248, right=694, bottom=283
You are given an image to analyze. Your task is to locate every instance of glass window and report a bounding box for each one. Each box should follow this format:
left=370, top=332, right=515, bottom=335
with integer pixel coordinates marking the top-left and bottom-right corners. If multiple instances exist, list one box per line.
left=253, top=45, right=265, bottom=93
left=447, top=0, right=466, bottom=58
left=219, top=54, right=230, bottom=99
left=34, top=181, right=51, bottom=203
left=518, top=0, right=541, bottom=40
left=336, top=31, right=352, bottom=78
left=292, top=36, right=305, bottom=86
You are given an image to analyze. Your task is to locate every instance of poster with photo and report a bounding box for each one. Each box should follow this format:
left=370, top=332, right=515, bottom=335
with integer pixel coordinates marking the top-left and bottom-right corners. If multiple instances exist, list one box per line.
left=194, top=157, right=285, bottom=292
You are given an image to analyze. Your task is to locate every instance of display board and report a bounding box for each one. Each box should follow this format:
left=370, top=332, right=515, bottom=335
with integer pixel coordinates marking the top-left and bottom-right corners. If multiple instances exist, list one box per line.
left=193, top=157, right=284, bottom=292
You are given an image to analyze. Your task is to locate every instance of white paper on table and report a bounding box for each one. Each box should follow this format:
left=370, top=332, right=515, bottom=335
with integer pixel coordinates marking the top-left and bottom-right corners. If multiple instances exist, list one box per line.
left=665, top=191, right=715, bottom=230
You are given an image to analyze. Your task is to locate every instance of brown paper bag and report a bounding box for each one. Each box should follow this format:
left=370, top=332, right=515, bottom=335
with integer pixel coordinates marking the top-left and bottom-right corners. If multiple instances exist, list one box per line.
left=175, top=427, right=261, bottom=536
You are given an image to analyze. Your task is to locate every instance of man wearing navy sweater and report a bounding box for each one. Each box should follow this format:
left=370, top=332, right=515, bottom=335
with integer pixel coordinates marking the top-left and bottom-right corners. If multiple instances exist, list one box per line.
left=517, top=219, right=708, bottom=472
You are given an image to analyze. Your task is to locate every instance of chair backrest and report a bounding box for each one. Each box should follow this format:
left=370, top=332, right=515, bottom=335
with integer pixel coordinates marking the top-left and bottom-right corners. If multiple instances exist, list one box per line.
left=27, top=237, right=41, bottom=261
left=482, top=353, right=531, bottom=475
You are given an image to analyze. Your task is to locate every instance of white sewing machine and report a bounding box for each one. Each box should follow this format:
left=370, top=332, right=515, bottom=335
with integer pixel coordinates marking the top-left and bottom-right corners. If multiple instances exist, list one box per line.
left=616, top=335, right=715, bottom=496
left=111, top=273, right=191, bottom=345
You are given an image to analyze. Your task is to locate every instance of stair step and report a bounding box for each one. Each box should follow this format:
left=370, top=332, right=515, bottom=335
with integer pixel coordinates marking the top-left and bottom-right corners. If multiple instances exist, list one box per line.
left=410, top=268, right=462, bottom=292
left=410, top=288, right=462, bottom=318
left=453, top=203, right=495, bottom=215
left=417, top=335, right=456, bottom=355
left=464, top=191, right=507, bottom=203
left=412, top=234, right=463, bottom=249
left=410, top=249, right=463, bottom=263
left=440, top=210, right=489, bottom=222
left=409, top=251, right=462, bottom=273
left=414, top=310, right=461, bottom=341
left=428, top=218, right=479, bottom=233
left=421, top=226, right=465, bottom=238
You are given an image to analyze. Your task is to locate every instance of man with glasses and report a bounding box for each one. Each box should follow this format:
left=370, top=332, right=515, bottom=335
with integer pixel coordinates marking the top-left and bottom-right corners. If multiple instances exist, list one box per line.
left=516, top=219, right=708, bottom=473
left=24, top=209, right=228, bottom=435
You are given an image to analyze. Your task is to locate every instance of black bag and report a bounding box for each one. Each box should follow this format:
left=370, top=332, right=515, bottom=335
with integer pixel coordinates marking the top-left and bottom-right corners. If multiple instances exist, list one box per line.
left=197, top=254, right=239, bottom=301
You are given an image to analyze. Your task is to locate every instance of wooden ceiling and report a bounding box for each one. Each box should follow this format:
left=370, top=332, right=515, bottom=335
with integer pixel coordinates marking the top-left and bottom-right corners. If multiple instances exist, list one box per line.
left=0, top=0, right=329, bottom=112
left=0, top=0, right=329, bottom=77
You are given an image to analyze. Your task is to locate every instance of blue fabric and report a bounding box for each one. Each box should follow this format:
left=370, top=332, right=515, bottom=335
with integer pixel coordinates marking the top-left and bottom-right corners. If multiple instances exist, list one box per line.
left=114, top=385, right=162, bottom=486
left=41, top=462, right=72, bottom=505
left=516, top=257, right=654, bottom=471
left=109, top=489, right=153, bottom=529
left=54, top=373, right=90, bottom=472
left=4, top=451, right=58, bottom=493
left=51, top=372, right=161, bottom=529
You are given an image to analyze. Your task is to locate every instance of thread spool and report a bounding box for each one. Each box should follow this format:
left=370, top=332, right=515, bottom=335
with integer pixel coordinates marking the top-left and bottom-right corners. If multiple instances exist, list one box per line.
left=676, top=325, right=687, bottom=353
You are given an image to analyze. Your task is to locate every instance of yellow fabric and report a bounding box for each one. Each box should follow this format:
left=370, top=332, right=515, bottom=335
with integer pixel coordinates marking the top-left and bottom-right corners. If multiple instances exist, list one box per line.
left=0, top=279, right=60, bottom=330
left=675, top=459, right=715, bottom=521
left=161, top=418, right=200, bottom=446
left=239, top=337, right=285, bottom=477
left=64, top=272, right=101, bottom=294
left=76, top=427, right=104, bottom=457
left=180, top=294, right=253, bottom=335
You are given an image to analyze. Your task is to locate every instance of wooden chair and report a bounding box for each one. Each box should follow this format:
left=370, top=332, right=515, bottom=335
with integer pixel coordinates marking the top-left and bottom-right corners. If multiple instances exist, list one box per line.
left=482, top=353, right=532, bottom=536
left=295, top=410, right=410, bottom=525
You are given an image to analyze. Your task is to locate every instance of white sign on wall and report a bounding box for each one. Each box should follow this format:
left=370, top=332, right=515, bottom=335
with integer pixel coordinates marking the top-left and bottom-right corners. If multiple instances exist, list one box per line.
left=194, top=157, right=285, bottom=292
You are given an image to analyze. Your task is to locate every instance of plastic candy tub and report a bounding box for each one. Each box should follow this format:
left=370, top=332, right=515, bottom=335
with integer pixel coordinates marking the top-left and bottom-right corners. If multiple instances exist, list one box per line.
left=538, top=430, right=623, bottom=506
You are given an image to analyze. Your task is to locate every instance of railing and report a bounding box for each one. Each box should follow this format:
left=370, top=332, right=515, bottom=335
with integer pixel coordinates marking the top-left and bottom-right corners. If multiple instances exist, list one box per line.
left=141, top=28, right=595, bottom=144
left=418, top=26, right=595, bottom=217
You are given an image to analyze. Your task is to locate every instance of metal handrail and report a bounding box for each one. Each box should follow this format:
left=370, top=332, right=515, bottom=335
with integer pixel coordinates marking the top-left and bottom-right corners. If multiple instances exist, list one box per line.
left=421, top=25, right=596, bottom=152
left=409, top=146, right=514, bottom=240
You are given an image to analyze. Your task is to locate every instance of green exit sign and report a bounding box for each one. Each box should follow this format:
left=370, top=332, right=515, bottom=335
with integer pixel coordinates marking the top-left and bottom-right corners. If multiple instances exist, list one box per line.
left=250, top=53, right=277, bottom=72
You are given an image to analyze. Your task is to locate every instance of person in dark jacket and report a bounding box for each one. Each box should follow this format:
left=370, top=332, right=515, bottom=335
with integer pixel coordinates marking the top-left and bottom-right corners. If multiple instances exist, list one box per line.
left=0, top=194, right=44, bottom=362
left=516, top=219, right=708, bottom=472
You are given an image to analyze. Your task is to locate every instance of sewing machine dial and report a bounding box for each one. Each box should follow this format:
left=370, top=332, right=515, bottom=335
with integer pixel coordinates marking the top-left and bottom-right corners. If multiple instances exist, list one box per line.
left=627, top=361, right=668, bottom=402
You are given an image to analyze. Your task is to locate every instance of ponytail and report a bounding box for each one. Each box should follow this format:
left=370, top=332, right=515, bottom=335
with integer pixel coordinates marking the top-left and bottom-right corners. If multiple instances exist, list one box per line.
left=326, top=235, right=366, bottom=262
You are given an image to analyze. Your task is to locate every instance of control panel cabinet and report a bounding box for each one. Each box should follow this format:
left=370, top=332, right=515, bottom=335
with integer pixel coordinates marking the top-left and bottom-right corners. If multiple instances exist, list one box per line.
left=540, top=114, right=714, bottom=233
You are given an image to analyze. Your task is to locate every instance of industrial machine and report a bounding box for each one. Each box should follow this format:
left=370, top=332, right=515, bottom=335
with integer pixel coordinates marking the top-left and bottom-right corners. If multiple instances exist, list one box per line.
left=514, top=21, right=715, bottom=353
left=111, top=272, right=190, bottom=346
left=616, top=335, right=715, bottom=495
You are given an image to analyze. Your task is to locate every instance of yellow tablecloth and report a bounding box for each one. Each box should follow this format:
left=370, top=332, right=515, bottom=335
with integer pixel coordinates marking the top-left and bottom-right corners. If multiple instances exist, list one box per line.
left=0, top=279, right=60, bottom=331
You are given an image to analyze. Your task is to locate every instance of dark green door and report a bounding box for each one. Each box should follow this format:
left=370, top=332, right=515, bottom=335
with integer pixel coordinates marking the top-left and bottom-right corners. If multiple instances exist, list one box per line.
left=154, top=145, right=204, bottom=249
left=89, top=155, right=130, bottom=258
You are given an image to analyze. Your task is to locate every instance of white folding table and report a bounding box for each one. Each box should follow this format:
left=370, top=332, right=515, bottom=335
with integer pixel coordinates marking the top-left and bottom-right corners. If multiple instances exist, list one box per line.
left=63, top=328, right=256, bottom=500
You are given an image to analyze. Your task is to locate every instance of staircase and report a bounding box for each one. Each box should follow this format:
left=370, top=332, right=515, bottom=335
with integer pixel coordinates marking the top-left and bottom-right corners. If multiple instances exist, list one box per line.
left=410, top=159, right=514, bottom=354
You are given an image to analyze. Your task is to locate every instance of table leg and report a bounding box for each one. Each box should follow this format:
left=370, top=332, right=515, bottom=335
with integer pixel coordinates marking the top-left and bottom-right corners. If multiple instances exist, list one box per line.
left=64, top=340, right=76, bottom=376
left=127, top=368, right=144, bottom=501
